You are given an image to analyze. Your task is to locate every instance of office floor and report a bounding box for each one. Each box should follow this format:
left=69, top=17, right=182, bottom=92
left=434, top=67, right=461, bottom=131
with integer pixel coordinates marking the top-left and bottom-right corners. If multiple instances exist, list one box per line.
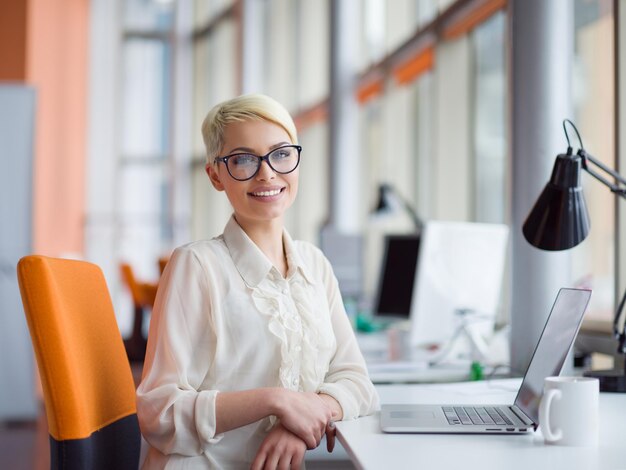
left=0, top=411, right=48, bottom=470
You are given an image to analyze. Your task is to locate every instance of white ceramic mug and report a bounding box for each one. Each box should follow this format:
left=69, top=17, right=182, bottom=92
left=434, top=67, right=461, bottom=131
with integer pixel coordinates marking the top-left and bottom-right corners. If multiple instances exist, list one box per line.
left=538, top=376, right=599, bottom=447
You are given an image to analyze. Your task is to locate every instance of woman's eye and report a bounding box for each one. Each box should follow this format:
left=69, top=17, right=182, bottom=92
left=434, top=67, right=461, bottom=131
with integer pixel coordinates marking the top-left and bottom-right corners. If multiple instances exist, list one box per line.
left=231, top=154, right=256, bottom=166
left=272, top=149, right=291, bottom=159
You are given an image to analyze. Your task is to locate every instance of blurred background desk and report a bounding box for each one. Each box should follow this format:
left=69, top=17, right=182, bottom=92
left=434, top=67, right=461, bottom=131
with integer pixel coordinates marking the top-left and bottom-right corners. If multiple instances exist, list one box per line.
left=336, top=379, right=626, bottom=470
left=356, top=329, right=510, bottom=384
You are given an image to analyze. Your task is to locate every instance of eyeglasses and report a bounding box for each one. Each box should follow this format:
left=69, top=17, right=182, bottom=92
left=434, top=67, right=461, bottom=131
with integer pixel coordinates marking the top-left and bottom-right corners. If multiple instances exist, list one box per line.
left=214, top=144, right=302, bottom=181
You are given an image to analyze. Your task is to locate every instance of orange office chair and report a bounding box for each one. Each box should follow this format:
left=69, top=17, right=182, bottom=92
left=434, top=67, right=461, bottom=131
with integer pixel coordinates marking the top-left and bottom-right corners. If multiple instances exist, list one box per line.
left=17, top=255, right=141, bottom=470
left=119, top=262, right=158, bottom=362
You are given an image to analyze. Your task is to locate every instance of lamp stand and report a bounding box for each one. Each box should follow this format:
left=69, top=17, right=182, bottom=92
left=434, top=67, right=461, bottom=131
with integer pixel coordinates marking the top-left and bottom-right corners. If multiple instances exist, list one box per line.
left=427, top=309, right=491, bottom=367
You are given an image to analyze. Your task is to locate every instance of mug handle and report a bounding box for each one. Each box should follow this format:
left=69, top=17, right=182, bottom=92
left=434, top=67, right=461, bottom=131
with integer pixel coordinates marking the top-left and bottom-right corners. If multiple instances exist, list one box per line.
left=539, top=388, right=563, bottom=442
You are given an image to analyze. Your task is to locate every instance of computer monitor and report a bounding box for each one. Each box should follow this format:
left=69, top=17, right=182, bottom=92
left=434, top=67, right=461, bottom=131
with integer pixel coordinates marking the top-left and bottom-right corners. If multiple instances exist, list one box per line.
left=409, top=221, right=509, bottom=347
left=372, top=234, right=421, bottom=320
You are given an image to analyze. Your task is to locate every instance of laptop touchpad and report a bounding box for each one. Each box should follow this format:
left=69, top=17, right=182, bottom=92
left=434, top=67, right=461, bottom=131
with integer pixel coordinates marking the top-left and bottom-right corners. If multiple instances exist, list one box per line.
left=390, top=411, right=437, bottom=420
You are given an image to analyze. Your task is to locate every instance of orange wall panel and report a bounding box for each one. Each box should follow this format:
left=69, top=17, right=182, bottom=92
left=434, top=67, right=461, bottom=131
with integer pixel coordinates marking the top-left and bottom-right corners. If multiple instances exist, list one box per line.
left=27, top=0, right=89, bottom=256
left=393, top=47, right=435, bottom=85
left=0, top=0, right=29, bottom=80
left=443, top=0, right=507, bottom=41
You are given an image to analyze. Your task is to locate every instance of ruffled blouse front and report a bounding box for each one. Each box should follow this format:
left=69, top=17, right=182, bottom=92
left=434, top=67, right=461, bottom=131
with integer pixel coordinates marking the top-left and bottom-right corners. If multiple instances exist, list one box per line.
left=251, top=271, right=334, bottom=394
left=137, top=216, right=379, bottom=469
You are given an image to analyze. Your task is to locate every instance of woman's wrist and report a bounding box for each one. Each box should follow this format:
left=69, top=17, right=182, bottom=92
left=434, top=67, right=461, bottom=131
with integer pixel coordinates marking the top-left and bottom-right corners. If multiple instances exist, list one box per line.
left=318, top=393, right=343, bottom=421
left=267, top=387, right=287, bottom=418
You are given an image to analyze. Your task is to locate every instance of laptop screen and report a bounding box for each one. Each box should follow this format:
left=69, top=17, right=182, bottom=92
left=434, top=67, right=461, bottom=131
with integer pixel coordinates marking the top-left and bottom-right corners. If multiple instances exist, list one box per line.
left=513, top=288, right=592, bottom=424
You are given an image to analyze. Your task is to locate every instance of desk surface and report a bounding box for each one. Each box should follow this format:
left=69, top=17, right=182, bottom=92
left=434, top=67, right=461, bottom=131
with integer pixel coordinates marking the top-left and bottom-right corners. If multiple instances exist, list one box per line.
left=335, top=379, right=626, bottom=470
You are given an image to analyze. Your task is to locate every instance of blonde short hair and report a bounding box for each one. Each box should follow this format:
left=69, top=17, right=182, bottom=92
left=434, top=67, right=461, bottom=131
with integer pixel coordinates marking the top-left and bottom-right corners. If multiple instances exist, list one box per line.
left=201, top=94, right=298, bottom=165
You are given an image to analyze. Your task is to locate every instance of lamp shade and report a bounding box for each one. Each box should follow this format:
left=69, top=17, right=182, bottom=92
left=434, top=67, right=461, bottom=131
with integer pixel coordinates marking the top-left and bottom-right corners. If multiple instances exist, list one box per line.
left=371, top=183, right=423, bottom=229
left=522, top=153, right=590, bottom=250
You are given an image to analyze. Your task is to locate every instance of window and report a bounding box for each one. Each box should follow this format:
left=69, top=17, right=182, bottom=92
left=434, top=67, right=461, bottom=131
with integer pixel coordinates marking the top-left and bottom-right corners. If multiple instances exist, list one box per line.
left=471, top=11, right=507, bottom=223
left=191, top=5, right=238, bottom=240
left=356, top=1, right=508, bottom=297
left=118, top=12, right=174, bottom=282
left=296, top=0, right=329, bottom=108
left=571, top=0, right=615, bottom=326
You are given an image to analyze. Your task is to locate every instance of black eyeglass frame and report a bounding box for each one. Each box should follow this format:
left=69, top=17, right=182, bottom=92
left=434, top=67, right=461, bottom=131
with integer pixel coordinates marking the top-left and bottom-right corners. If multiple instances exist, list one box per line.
left=214, top=144, right=302, bottom=181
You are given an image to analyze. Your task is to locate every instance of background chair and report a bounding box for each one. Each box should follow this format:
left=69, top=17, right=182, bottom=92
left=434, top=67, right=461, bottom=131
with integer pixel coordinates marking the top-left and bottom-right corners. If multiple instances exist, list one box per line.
left=119, top=262, right=157, bottom=362
left=17, top=255, right=141, bottom=470
left=158, top=255, right=170, bottom=275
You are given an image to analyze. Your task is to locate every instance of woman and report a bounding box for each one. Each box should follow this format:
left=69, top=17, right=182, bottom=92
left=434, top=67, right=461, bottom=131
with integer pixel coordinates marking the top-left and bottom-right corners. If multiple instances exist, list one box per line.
left=137, top=94, right=379, bottom=469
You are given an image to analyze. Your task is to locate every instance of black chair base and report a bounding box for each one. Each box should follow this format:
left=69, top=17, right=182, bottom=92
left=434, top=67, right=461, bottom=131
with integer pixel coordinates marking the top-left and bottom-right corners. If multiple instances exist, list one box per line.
left=50, top=414, right=141, bottom=470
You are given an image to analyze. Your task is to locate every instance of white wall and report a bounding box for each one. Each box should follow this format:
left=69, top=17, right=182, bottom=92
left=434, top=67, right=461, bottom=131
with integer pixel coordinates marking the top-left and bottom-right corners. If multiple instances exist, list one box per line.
left=0, top=85, right=37, bottom=419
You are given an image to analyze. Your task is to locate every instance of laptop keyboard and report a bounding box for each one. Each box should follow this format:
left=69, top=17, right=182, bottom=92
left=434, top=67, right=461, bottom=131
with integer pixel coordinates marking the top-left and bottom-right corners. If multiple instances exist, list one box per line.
left=442, top=406, right=514, bottom=426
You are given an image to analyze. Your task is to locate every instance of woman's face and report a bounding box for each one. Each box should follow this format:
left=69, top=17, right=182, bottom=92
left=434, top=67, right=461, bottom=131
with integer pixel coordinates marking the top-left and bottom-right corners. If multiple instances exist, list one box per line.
left=206, top=119, right=299, bottom=227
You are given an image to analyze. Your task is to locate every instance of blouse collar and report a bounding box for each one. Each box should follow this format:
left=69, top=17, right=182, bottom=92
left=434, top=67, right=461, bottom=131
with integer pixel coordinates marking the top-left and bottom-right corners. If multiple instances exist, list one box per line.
left=223, top=215, right=314, bottom=287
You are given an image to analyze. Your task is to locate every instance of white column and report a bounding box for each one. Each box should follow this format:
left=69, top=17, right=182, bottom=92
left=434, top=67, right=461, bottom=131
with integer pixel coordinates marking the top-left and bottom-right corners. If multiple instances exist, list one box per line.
left=328, top=0, right=360, bottom=233
left=510, top=0, right=573, bottom=373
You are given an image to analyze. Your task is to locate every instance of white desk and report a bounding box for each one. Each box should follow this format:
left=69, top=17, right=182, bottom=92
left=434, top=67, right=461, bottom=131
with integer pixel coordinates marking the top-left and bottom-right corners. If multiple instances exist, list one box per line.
left=335, top=379, right=626, bottom=470
left=366, top=360, right=474, bottom=383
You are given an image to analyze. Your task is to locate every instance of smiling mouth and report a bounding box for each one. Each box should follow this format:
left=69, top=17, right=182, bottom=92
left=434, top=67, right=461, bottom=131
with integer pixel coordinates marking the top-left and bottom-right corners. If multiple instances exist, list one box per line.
left=249, top=188, right=284, bottom=197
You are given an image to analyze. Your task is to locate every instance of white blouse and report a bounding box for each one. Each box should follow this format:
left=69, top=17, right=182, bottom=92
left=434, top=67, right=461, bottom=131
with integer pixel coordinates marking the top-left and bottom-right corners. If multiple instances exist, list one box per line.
left=137, top=216, right=379, bottom=469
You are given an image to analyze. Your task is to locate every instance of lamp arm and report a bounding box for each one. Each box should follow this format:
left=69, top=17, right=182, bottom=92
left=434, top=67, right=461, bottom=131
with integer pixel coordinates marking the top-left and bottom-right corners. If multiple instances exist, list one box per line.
left=400, top=198, right=424, bottom=231
left=389, top=187, right=424, bottom=230
left=579, top=150, right=626, bottom=199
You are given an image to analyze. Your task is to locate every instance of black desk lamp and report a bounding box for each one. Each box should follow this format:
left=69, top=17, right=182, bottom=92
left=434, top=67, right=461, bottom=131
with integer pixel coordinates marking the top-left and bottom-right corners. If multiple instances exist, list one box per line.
left=522, top=119, right=626, bottom=393
left=372, top=183, right=423, bottom=231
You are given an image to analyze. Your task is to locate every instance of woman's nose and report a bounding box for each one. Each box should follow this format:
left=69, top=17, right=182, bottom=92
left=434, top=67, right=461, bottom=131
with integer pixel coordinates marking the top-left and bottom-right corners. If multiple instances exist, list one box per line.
left=256, top=160, right=276, bottom=180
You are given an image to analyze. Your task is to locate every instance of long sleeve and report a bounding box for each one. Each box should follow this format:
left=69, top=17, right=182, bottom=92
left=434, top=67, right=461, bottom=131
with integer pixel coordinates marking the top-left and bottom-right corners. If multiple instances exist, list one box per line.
left=315, top=255, right=380, bottom=420
left=136, top=246, right=223, bottom=456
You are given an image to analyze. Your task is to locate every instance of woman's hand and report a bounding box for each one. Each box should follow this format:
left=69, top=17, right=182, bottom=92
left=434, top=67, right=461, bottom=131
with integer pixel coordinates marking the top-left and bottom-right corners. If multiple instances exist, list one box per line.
left=317, top=393, right=342, bottom=453
left=251, top=423, right=307, bottom=470
left=274, top=390, right=333, bottom=449
left=325, top=421, right=336, bottom=453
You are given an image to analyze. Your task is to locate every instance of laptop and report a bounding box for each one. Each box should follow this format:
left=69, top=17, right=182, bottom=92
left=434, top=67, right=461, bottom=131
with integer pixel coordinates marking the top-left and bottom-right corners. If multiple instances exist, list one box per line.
left=380, top=287, right=592, bottom=434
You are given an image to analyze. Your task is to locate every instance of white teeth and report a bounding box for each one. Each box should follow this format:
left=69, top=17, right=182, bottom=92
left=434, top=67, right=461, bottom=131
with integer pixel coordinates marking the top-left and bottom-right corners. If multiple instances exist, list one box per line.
left=252, top=189, right=281, bottom=197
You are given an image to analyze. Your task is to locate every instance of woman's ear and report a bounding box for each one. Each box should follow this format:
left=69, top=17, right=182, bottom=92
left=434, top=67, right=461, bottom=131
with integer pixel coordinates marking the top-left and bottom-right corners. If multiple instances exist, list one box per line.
left=206, top=164, right=225, bottom=191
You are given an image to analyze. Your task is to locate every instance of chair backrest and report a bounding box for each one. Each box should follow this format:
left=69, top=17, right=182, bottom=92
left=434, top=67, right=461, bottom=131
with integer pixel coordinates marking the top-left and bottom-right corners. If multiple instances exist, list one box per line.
left=17, top=255, right=140, bottom=470
left=119, top=262, right=144, bottom=306
left=120, top=262, right=158, bottom=308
